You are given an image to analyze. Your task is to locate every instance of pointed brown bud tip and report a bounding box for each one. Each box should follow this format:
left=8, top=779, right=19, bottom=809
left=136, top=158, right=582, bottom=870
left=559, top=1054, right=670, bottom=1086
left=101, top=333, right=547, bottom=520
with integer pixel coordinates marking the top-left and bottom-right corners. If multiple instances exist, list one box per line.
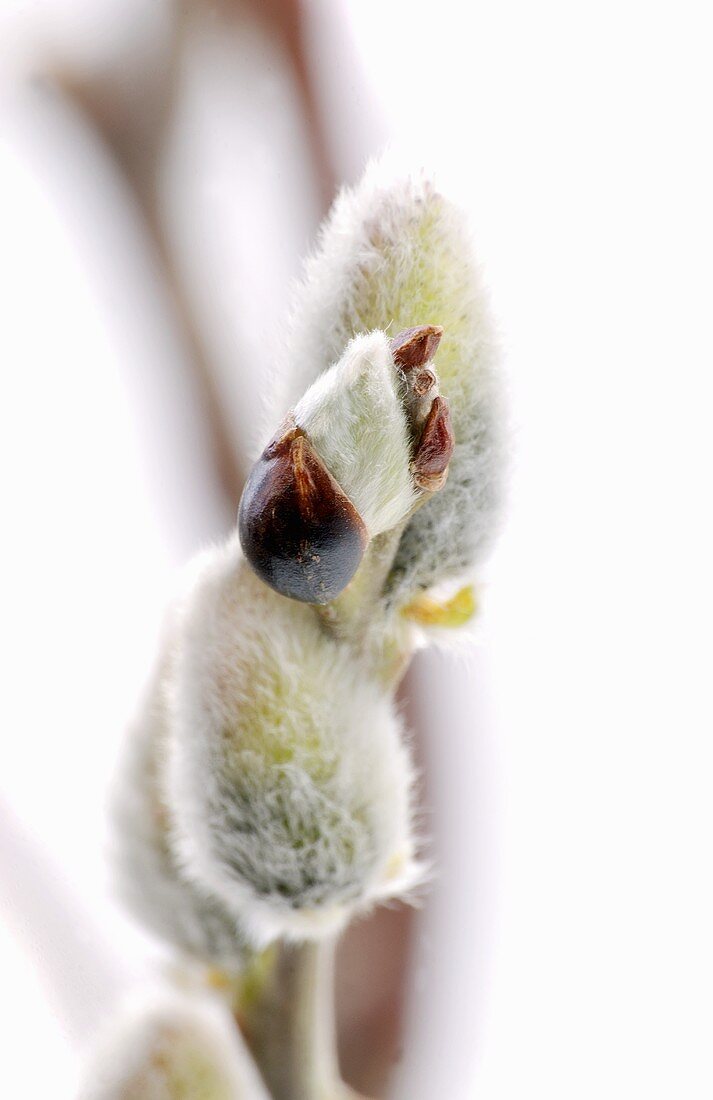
left=390, top=325, right=444, bottom=371
left=238, top=419, right=368, bottom=604
left=412, top=396, right=455, bottom=492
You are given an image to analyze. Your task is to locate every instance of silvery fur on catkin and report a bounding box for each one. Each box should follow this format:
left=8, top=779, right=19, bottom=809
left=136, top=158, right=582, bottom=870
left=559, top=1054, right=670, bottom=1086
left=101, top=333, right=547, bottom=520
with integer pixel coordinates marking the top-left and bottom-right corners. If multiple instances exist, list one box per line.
left=293, top=331, right=417, bottom=536
left=111, top=638, right=248, bottom=968
left=166, top=538, right=422, bottom=947
left=78, top=987, right=267, bottom=1100
left=268, top=159, right=505, bottom=604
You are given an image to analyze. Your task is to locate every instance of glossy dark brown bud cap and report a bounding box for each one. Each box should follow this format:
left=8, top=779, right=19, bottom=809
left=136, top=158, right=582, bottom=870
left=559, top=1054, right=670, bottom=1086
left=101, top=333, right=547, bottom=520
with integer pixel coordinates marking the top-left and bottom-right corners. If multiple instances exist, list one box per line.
left=238, top=418, right=368, bottom=604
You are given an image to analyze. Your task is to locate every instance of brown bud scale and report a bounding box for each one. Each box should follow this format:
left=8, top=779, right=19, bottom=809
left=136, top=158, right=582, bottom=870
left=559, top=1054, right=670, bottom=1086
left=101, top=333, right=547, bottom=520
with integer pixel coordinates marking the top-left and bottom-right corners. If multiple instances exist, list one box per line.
left=238, top=418, right=368, bottom=604
left=390, top=325, right=443, bottom=372
left=412, top=396, right=455, bottom=492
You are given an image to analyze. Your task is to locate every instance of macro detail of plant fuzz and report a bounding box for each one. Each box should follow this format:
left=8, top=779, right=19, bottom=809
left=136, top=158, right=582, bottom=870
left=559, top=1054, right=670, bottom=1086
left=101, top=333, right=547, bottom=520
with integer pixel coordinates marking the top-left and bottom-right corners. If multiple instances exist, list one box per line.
left=93, top=160, right=505, bottom=1100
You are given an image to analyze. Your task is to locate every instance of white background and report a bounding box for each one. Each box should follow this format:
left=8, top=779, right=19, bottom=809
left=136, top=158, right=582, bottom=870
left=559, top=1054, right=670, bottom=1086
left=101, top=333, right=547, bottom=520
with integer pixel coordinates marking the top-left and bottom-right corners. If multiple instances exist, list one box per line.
left=1, top=1, right=712, bottom=1097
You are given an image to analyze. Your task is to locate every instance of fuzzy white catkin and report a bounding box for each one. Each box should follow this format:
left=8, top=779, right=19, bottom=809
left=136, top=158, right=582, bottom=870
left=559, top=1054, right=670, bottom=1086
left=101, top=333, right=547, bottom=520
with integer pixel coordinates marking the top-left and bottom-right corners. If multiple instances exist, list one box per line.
left=78, top=989, right=269, bottom=1100
left=111, top=634, right=248, bottom=968
left=270, top=159, right=505, bottom=604
left=115, top=334, right=422, bottom=952
left=112, top=164, right=503, bottom=956
left=167, top=540, right=421, bottom=947
left=293, top=331, right=417, bottom=536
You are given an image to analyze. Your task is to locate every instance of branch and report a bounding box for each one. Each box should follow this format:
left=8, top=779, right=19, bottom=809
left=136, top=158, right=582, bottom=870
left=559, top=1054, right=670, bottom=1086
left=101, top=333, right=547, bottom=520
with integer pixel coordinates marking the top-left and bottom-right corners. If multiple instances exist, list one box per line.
left=237, top=940, right=368, bottom=1100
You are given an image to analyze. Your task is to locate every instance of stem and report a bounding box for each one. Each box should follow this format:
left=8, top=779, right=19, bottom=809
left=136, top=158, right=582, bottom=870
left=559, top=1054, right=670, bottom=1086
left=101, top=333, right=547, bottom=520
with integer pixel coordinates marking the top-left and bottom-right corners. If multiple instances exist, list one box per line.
left=237, top=940, right=363, bottom=1100
left=316, top=522, right=407, bottom=646
left=316, top=502, right=432, bottom=687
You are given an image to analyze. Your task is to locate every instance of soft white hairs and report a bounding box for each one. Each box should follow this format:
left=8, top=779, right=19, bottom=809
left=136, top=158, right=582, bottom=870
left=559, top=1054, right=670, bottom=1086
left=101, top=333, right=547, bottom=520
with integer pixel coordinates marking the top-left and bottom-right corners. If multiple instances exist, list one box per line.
left=111, top=624, right=248, bottom=968
left=111, top=160, right=503, bottom=958
left=78, top=986, right=268, bottom=1100
left=166, top=537, right=422, bottom=946
left=269, top=158, right=506, bottom=604
left=294, top=331, right=417, bottom=536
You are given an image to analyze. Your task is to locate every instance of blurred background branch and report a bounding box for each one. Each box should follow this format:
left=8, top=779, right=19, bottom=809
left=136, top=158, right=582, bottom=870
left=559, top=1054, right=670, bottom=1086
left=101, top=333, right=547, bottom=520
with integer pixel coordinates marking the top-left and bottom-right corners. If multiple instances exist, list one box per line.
left=0, top=2, right=412, bottom=1095
left=49, top=0, right=344, bottom=511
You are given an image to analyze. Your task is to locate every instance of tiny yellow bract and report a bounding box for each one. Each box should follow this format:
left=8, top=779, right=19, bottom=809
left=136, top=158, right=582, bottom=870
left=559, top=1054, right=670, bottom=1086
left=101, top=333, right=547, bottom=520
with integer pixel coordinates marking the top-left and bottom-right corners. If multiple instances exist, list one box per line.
left=401, top=584, right=477, bottom=628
